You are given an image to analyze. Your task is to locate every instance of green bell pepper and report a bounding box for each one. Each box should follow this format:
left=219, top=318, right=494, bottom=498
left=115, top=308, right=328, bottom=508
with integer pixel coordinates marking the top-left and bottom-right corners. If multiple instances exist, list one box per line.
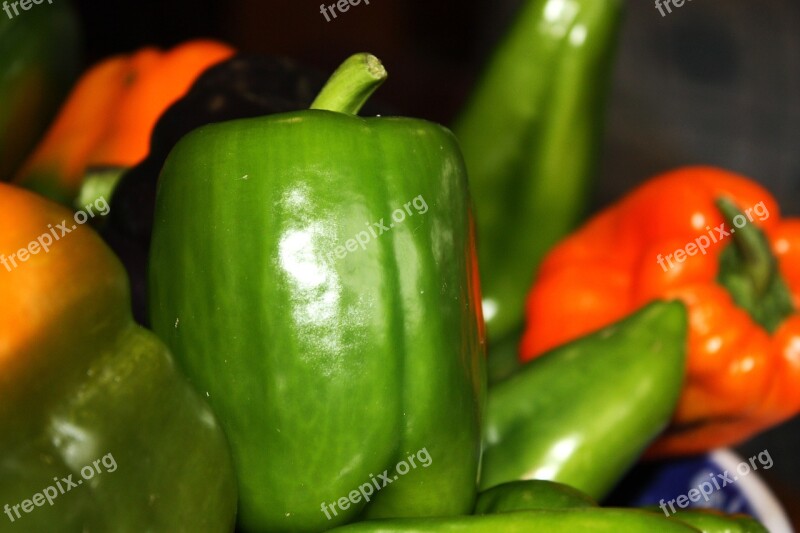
left=328, top=508, right=700, bottom=532
left=474, top=480, right=767, bottom=533
left=472, top=480, right=768, bottom=533
left=0, top=0, right=80, bottom=180
left=474, top=480, right=596, bottom=513
left=482, top=301, right=687, bottom=499
left=453, top=0, right=623, bottom=341
left=664, top=510, right=768, bottom=533
left=148, top=54, right=486, bottom=532
left=0, top=184, right=236, bottom=531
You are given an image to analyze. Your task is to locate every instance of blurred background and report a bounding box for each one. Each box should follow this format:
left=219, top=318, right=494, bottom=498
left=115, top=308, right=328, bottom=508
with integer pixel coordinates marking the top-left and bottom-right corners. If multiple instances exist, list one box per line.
left=70, top=0, right=800, bottom=521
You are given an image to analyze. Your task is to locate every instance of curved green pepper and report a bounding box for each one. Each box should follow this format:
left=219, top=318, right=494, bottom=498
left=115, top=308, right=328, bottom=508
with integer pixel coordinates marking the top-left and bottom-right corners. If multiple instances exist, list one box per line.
left=482, top=301, right=687, bottom=499
left=328, top=508, right=700, bottom=532
left=148, top=54, right=486, bottom=531
left=658, top=509, right=768, bottom=533
left=0, top=183, right=236, bottom=531
left=453, top=0, right=623, bottom=341
left=474, top=480, right=596, bottom=513
left=472, top=479, right=766, bottom=533
left=0, top=0, right=80, bottom=180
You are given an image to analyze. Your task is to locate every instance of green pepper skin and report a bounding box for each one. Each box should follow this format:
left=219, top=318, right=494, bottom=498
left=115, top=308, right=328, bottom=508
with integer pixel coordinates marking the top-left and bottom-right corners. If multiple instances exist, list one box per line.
left=481, top=301, right=687, bottom=499
left=328, top=509, right=700, bottom=532
left=0, top=0, right=80, bottom=180
left=662, top=510, right=768, bottom=533
left=474, top=480, right=596, bottom=514
left=0, top=187, right=237, bottom=531
left=149, top=111, right=485, bottom=531
left=0, top=327, right=238, bottom=532
left=453, top=0, right=622, bottom=341
left=474, top=482, right=767, bottom=532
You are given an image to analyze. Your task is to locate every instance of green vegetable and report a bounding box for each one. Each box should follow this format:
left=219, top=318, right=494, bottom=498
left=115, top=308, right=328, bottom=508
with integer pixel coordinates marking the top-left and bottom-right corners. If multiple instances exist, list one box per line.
left=485, top=326, right=523, bottom=385
left=477, top=482, right=767, bottom=532
left=660, top=509, right=768, bottom=533
left=474, top=480, right=596, bottom=513
left=328, top=508, right=700, bottom=532
left=148, top=53, right=486, bottom=532
left=0, top=328, right=238, bottom=532
left=103, top=53, right=337, bottom=324
left=453, top=0, right=623, bottom=341
left=0, top=183, right=236, bottom=532
left=0, top=0, right=80, bottom=179
left=482, top=301, right=687, bottom=499
left=475, top=481, right=767, bottom=532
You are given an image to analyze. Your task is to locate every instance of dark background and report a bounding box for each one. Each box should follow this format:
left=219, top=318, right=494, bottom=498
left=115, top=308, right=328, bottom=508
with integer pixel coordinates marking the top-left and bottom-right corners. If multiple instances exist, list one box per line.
left=71, top=0, right=800, bottom=520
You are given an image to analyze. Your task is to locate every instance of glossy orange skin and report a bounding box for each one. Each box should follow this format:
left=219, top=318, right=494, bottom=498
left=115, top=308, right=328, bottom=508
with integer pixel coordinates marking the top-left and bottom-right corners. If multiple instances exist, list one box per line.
left=0, top=182, right=127, bottom=379
left=520, top=167, right=800, bottom=456
left=13, top=40, right=233, bottom=203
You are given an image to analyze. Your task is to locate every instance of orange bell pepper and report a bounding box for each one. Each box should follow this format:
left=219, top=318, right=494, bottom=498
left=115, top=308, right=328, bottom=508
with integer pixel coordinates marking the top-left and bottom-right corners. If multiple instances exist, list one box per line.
left=520, top=167, right=800, bottom=456
left=13, top=39, right=233, bottom=205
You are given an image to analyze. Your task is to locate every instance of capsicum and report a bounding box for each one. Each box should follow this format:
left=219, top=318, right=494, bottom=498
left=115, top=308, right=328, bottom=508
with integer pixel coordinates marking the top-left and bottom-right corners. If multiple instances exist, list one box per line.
left=328, top=508, right=699, bottom=532
left=473, top=480, right=768, bottom=533
left=148, top=54, right=486, bottom=532
left=483, top=301, right=687, bottom=499
left=474, top=481, right=768, bottom=533
left=103, top=54, right=347, bottom=324
left=474, top=480, right=597, bottom=513
left=13, top=39, right=233, bottom=204
left=658, top=509, right=768, bottom=533
left=453, top=0, right=622, bottom=342
left=0, top=0, right=80, bottom=180
left=521, top=167, right=800, bottom=456
left=0, top=183, right=237, bottom=531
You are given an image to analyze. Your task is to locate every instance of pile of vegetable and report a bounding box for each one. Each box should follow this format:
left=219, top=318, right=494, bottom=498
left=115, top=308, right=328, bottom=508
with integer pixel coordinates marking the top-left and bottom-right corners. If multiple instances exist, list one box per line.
left=1, top=0, right=793, bottom=531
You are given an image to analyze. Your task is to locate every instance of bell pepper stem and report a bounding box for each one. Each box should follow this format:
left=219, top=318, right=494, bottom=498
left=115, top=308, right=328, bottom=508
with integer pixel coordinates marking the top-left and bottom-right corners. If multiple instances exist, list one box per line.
left=716, top=198, right=773, bottom=294
left=716, top=197, right=794, bottom=332
left=310, top=53, right=387, bottom=115
left=75, top=167, right=126, bottom=214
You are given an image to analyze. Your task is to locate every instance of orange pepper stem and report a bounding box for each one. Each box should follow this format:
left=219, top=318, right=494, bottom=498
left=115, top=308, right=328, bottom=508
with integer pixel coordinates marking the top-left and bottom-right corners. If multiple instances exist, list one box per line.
left=716, top=197, right=794, bottom=333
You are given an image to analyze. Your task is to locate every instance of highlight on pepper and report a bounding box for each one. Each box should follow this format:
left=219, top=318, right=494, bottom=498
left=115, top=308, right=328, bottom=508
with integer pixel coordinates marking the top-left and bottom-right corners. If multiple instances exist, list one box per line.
left=326, top=193, right=429, bottom=263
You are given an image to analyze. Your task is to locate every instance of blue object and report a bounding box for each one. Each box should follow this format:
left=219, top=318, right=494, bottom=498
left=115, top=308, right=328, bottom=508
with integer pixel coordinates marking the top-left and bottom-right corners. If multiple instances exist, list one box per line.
left=608, top=449, right=791, bottom=532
